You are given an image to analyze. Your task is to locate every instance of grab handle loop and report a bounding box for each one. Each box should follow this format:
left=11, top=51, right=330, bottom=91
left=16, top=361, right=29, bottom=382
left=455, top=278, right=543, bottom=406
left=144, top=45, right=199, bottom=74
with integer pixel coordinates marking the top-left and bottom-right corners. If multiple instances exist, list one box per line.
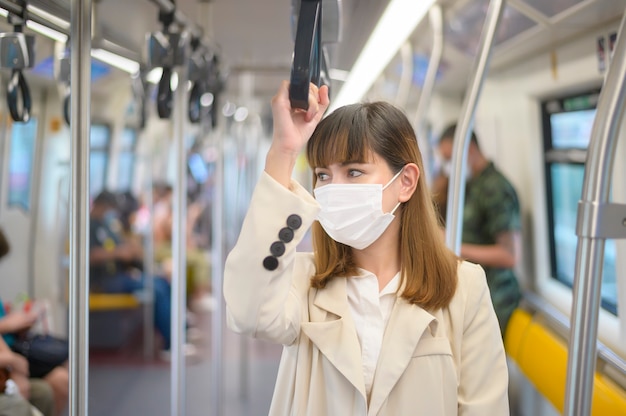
left=290, top=0, right=324, bottom=110
left=7, top=69, right=31, bottom=123
left=157, top=67, right=173, bottom=119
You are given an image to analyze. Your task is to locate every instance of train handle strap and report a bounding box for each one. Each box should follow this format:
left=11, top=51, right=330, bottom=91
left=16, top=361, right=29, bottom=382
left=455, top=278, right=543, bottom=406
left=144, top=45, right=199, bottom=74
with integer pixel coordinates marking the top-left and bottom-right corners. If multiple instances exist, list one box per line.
left=157, top=67, right=173, bottom=119
left=188, top=81, right=203, bottom=123
left=63, top=88, right=70, bottom=126
left=7, top=69, right=31, bottom=123
left=290, top=0, right=323, bottom=110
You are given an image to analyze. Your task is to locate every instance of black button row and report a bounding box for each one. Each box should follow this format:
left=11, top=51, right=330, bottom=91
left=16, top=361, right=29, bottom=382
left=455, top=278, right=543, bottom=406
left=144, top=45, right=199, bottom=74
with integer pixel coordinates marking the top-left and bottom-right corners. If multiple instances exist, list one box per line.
left=263, top=214, right=303, bottom=271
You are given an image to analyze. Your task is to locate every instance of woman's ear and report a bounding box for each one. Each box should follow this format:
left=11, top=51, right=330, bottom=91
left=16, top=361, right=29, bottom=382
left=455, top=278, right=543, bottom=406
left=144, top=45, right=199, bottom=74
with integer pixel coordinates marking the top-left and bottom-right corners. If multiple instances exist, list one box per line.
left=399, top=163, right=419, bottom=202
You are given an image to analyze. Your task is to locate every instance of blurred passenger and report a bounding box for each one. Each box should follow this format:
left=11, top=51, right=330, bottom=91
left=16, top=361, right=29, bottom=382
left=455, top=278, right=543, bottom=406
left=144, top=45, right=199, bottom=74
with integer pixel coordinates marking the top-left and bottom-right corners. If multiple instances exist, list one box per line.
left=224, top=82, right=508, bottom=414
left=151, top=189, right=212, bottom=312
left=0, top=228, right=60, bottom=416
left=436, top=124, right=522, bottom=334
left=89, top=191, right=176, bottom=356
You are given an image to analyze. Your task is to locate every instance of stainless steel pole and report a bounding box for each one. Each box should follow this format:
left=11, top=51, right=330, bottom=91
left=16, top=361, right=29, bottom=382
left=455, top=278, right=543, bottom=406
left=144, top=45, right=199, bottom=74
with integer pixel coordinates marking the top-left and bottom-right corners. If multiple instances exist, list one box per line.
left=211, top=126, right=225, bottom=416
left=564, top=10, right=626, bottom=416
left=143, top=157, right=155, bottom=360
left=413, top=4, right=443, bottom=180
left=445, top=0, right=506, bottom=254
left=68, top=0, right=91, bottom=415
left=172, top=49, right=189, bottom=416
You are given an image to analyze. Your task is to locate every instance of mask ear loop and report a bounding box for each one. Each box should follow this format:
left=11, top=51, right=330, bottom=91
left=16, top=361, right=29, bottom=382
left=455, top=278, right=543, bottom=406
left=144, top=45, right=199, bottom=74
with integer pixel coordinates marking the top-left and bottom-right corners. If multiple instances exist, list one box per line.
left=383, top=167, right=406, bottom=215
left=383, top=167, right=405, bottom=190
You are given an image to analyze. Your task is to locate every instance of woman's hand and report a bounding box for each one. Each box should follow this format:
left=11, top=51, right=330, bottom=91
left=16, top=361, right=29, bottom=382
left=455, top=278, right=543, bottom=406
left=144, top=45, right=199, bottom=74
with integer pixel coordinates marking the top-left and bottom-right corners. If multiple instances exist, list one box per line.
left=265, top=81, right=330, bottom=188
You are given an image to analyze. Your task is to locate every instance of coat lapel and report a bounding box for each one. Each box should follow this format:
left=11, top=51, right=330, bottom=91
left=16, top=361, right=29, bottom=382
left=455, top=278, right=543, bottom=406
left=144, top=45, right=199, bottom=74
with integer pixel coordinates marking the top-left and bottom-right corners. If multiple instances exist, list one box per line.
left=300, top=277, right=366, bottom=399
left=368, top=298, right=437, bottom=415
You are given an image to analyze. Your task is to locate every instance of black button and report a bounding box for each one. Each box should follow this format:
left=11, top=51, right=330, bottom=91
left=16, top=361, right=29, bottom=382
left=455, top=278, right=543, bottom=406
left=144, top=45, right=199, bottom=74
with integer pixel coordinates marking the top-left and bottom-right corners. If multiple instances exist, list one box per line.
left=270, top=241, right=286, bottom=257
left=263, top=256, right=279, bottom=271
left=286, top=214, right=302, bottom=230
left=278, top=227, right=294, bottom=243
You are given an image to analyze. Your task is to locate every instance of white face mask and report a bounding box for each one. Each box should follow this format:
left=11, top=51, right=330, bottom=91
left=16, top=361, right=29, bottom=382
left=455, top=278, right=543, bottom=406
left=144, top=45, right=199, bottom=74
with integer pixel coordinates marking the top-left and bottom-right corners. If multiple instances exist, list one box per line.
left=313, top=169, right=403, bottom=250
left=442, top=160, right=472, bottom=181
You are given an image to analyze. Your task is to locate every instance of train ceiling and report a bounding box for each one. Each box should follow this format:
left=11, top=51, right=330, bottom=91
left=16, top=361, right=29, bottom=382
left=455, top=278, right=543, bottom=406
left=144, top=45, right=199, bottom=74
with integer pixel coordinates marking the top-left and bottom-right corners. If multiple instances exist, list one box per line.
left=0, top=0, right=623, bottom=103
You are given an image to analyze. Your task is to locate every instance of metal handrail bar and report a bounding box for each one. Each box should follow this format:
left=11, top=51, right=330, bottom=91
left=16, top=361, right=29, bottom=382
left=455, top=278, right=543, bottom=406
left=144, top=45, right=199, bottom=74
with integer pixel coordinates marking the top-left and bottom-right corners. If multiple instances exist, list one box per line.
left=171, top=47, right=189, bottom=416
left=444, top=0, right=506, bottom=253
left=564, top=8, right=626, bottom=416
left=68, top=1, right=91, bottom=415
left=413, top=4, right=443, bottom=180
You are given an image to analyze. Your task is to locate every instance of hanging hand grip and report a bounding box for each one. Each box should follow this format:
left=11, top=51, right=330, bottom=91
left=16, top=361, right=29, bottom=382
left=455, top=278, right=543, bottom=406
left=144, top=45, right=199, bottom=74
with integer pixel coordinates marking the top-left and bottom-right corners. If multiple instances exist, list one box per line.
left=7, top=69, right=31, bottom=123
left=290, top=0, right=323, bottom=110
left=157, top=67, right=173, bottom=119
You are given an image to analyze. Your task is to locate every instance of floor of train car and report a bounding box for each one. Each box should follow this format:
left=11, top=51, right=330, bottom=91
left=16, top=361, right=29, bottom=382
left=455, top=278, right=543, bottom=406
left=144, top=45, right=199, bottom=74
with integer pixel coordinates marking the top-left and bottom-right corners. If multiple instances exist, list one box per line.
left=72, top=303, right=282, bottom=416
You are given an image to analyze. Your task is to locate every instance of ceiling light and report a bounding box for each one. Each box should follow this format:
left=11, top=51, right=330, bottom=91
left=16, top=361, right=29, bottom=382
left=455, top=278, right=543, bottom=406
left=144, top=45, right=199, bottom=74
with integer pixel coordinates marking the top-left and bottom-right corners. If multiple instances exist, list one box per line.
left=0, top=8, right=7, bottom=18
left=26, top=21, right=68, bottom=43
left=147, top=67, right=163, bottom=84
left=328, top=0, right=436, bottom=112
left=27, top=5, right=70, bottom=29
left=91, top=48, right=140, bottom=74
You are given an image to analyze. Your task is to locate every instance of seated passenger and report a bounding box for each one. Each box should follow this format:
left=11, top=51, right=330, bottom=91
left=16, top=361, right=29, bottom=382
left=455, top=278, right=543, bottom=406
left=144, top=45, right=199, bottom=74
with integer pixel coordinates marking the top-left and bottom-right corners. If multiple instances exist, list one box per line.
left=0, top=228, right=60, bottom=416
left=89, top=191, right=173, bottom=354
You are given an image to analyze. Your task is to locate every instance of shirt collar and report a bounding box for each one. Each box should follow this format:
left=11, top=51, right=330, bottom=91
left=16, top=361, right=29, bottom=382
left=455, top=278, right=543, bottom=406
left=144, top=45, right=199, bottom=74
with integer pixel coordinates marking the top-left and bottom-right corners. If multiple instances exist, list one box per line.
left=354, top=268, right=400, bottom=296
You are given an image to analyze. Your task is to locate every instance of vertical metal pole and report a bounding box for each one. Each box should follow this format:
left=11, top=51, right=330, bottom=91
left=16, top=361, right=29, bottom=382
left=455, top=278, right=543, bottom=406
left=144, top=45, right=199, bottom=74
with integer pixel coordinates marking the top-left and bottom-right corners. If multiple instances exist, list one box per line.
left=172, top=57, right=189, bottom=416
left=69, top=0, right=91, bottom=415
left=445, top=0, right=506, bottom=254
left=394, top=41, right=413, bottom=108
left=211, top=124, right=225, bottom=416
left=143, top=160, right=155, bottom=360
left=413, top=4, right=443, bottom=179
left=564, top=10, right=626, bottom=416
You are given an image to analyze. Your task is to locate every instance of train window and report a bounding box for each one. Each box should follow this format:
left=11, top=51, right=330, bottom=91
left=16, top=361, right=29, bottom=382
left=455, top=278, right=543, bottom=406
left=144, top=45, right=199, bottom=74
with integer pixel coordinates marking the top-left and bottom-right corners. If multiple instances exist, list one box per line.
left=117, top=127, right=138, bottom=190
left=90, top=123, right=111, bottom=196
left=7, top=118, right=38, bottom=210
left=542, top=90, right=617, bottom=315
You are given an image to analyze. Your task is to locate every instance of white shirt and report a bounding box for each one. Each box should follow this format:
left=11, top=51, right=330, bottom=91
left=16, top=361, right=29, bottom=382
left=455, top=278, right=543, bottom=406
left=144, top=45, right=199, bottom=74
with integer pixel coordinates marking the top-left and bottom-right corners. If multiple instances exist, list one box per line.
left=346, top=269, right=400, bottom=397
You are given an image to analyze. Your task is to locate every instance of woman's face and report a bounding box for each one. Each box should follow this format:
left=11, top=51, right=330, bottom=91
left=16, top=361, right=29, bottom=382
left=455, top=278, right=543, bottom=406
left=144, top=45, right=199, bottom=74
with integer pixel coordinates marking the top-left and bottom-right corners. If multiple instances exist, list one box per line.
left=313, top=152, right=402, bottom=213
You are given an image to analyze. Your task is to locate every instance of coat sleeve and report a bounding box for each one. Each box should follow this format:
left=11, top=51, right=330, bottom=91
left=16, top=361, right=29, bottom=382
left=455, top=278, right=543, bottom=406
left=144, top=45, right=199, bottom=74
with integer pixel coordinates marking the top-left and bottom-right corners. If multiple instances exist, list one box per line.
left=457, top=262, right=510, bottom=415
left=223, top=172, right=320, bottom=346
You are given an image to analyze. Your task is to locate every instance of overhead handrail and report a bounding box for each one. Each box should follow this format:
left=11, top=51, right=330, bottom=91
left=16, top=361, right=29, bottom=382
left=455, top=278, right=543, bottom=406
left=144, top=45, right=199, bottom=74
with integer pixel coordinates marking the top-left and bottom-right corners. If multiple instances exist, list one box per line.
left=564, top=8, right=626, bottom=416
left=445, top=0, right=506, bottom=254
left=290, top=0, right=328, bottom=110
left=68, top=1, right=91, bottom=415
left=0, top=0, right=34, bottom=123
left=413, top=4, right=443, bottom=180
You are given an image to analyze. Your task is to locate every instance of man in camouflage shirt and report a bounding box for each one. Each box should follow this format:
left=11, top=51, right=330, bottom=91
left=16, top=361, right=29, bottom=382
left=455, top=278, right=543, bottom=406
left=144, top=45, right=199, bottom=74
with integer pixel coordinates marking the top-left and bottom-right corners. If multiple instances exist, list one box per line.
left=436, top=124, right=522, bottom=335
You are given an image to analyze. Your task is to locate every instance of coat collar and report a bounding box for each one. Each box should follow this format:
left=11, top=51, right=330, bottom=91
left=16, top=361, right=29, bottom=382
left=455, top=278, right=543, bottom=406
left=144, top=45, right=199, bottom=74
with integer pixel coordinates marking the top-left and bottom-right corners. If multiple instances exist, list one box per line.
left=368, top=297, right=437, bottom=415
left=300, top=276, right=438, bottom=412
left=300, top=277, right=367, bottom=398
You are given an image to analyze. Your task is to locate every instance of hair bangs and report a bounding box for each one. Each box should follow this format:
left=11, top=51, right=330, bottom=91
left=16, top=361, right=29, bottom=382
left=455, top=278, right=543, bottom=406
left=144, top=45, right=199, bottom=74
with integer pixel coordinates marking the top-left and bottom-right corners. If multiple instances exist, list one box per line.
left=306, top=105, right=373, bottom=173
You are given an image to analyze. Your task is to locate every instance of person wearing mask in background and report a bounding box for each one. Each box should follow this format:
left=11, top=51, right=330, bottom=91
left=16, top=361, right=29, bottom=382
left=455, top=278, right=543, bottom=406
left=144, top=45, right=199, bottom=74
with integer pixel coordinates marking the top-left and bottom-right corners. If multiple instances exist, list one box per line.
left=89, top=191, right=182, bottom=357
left=435, top=124, right=522, bottom=335
left=223, top=81, right=508, bottom=415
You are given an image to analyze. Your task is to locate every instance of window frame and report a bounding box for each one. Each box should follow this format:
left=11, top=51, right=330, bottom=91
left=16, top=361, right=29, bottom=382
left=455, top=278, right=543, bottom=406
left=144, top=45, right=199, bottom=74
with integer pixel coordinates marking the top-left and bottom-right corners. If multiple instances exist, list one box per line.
left=540, top=88, right=618, bottom=315
left=90, top=122, right=112, bottom=197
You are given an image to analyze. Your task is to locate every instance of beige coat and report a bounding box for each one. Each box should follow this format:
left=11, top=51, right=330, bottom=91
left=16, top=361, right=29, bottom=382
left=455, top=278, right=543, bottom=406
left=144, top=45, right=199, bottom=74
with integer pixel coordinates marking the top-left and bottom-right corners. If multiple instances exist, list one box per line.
left=224, top=173, right=509, bottom=416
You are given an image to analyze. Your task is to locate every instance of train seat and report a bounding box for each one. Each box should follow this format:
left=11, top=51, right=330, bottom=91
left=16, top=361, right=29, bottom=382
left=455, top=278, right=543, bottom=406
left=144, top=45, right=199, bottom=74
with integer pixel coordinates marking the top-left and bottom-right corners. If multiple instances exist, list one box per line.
left=505, top=308, right=626, bottom=415
left=89, top=293, right=144, bottom=349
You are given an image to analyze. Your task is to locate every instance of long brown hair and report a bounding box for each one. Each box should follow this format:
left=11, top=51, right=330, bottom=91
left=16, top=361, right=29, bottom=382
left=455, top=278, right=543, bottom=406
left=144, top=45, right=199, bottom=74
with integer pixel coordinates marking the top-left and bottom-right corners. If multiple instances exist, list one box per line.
left=306, top=102, right=458, bottom=310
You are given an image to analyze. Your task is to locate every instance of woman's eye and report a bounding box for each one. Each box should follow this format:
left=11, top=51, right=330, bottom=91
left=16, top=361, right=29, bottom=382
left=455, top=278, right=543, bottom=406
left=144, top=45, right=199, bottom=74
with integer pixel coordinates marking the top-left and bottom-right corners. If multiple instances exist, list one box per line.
left=316, top=172, right=330, bottom=181
left=348, top=169, right=363, bottom=178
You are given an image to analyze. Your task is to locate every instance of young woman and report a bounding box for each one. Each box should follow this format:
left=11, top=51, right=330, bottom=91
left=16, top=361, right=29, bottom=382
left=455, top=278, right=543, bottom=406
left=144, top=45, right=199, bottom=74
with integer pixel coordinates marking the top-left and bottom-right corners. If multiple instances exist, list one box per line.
left=223, top=81, right=509, bottom=415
